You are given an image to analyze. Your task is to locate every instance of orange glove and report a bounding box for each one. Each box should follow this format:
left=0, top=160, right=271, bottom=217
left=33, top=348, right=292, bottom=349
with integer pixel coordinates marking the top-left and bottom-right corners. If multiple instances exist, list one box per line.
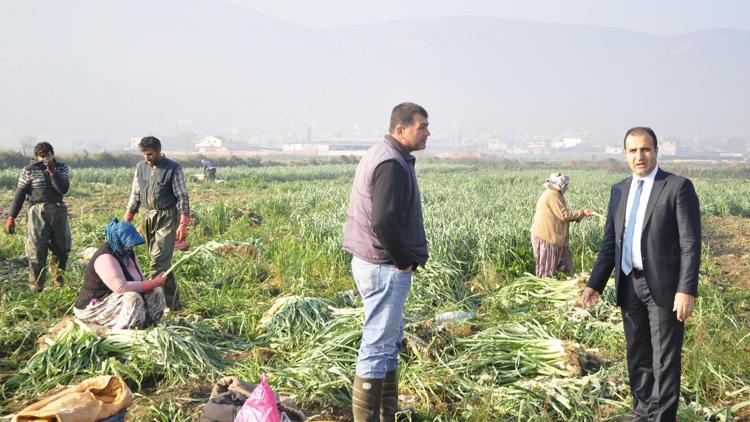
left=123, top=212, right=135, bottom=222
left=175, top=214, right=190, bottom=242
left=5, top=217, right=15, bottom=235
left=142, top=273, right=167, bottom=293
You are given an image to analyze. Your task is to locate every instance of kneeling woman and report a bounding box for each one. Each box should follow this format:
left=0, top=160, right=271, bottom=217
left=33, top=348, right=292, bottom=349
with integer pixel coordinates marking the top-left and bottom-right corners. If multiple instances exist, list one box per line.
left=74, top=218, right=167, bottom=329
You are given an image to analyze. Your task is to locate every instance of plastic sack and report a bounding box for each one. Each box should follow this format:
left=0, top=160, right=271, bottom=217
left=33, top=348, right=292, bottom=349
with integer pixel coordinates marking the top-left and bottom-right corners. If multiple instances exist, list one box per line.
left=233, top=374, right=281, bottom=422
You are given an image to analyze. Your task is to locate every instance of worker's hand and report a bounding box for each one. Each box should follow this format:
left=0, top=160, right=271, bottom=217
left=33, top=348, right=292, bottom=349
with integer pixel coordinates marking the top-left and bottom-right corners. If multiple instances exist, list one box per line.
left=673, top=292, right=695, bottom=322
left=43, top=156, right=55, bottom=171
left=582, top=209, right=593, bottom=217
left=174, top=238, right=189, bottom=251
left=123, top=212, right=134, bottom=222
left=142, top=273, right=167, bottom=294
left=5, top=217, right=15, bottom=235
left=581, top=287, right=600, bottom=309
left=151, top=273, right=167, bottom=287
left=176, top=215, right=190, bottom=242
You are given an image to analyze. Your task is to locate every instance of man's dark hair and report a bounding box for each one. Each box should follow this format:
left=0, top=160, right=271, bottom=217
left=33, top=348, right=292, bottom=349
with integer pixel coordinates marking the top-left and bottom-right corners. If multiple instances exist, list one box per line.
left=33, top=142, right=54, bottom=157
left=623, top=127, right=658, bottom=149
left=389, top=102, right=428, bottom=133
left=139, top=136, right=162, bottom=151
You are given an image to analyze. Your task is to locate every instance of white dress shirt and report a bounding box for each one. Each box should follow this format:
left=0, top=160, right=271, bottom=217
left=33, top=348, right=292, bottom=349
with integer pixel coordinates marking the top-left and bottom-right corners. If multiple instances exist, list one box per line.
left=624, top=165, right=659, bottom=270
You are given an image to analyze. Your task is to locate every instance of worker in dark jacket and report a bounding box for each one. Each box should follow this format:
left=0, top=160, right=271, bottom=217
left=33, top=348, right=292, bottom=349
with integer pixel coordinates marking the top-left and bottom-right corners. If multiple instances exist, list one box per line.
left=123, top=136, right=190, bottom=310
left=5, top=142, right=71, bottom=292
left=201, top=158, right=217, bottom=182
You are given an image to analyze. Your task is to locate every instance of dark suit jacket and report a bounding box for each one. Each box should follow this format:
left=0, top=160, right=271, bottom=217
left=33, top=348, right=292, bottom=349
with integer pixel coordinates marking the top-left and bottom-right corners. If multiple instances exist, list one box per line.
left=587, top=168, right=701, bottom=307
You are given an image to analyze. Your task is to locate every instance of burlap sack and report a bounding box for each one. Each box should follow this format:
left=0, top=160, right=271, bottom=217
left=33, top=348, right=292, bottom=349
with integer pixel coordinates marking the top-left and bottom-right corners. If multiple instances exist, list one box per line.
left=14, top=375, right=133, bottom=422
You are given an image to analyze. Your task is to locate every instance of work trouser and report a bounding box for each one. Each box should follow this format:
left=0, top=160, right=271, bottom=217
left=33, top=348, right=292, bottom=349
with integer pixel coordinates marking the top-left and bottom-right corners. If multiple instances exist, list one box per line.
left=143, top=207, right=180, bottom=309
left=205, top=168, right=216, bottom=181
left=26, top=202, right=71, bottom=285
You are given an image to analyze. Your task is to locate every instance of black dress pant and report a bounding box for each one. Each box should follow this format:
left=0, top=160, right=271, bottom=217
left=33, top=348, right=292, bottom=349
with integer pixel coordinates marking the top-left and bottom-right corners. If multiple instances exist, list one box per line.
left=621, top=270, right=684, bottom=421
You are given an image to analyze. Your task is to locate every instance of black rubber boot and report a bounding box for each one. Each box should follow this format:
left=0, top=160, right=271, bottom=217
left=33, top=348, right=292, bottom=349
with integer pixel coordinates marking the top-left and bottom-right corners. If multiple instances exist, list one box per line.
left=352, top=375, right=384, bottom=422
left=380, top=369, right=398, bottom=422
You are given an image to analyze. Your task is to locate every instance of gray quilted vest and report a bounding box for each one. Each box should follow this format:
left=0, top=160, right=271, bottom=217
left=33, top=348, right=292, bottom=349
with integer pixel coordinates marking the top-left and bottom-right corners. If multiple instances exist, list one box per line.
left=342, top=136, right=428, bottom=265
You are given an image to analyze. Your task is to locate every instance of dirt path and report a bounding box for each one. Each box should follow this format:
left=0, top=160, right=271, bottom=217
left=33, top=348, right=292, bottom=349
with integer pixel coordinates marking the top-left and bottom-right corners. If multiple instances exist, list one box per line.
left=704, top=216, right=750, bottom=422
left=704, top=216, right=750, bottom=289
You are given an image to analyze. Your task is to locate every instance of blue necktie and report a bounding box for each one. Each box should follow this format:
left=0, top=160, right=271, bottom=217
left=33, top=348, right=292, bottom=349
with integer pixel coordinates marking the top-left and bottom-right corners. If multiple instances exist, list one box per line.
left=621, top=180, right=644, bottom=275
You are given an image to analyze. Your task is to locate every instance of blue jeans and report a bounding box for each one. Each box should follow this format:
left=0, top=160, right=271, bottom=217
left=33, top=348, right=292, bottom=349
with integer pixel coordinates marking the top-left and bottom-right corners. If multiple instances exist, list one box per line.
left=352, top=256, right=413, bottom=379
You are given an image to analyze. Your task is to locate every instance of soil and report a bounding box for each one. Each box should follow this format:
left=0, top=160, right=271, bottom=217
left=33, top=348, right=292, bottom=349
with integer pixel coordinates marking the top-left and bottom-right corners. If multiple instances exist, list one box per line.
left=704, top=216, right=750, bottom=421
left=704, top=216, right=750, bottom=290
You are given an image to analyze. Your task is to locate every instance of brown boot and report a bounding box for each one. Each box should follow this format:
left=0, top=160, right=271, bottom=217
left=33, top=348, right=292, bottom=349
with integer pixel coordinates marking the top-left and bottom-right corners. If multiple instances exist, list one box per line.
left=352, top=376, right=383, bottom=422
left=380, top=369, right=398, bottom=422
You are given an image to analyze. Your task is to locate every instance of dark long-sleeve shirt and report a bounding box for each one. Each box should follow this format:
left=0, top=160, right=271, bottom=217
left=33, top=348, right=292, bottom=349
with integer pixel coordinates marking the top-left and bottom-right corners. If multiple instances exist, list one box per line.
left=371, top=160, right=413, bottom=269
left=8, top=160, right=70, bottom=218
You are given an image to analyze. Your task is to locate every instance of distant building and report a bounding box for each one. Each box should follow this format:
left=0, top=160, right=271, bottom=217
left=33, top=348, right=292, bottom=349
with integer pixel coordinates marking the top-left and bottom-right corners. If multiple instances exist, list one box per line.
left=130, top=137, right=141, bottom=150
left=487, top=140, right=509, bottom=153
left=526, top=142, right=548, bottom=155
left=282, top=143, right=323, bottom=154
left=327, top=144, right=371, bottom=156
left=551, top=137, right=582, bottom=149
left=196, top=136, right=230, bottom=154
left=281, top=143, right=370, bottom=156
left=660, top=140, right=677, bottom=156
left=605, top=146, right=622, bottom=154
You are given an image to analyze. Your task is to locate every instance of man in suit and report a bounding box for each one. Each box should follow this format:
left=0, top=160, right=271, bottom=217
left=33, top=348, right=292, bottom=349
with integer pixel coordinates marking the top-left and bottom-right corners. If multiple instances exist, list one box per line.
left=581, top=127, right=701, bottom=421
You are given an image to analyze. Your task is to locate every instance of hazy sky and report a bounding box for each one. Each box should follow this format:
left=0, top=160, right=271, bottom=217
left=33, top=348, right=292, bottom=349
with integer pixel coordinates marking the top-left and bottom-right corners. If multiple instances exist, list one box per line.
left=0, top=0, right=747, bottom=150
left=229, top=0, right=750, bottom=34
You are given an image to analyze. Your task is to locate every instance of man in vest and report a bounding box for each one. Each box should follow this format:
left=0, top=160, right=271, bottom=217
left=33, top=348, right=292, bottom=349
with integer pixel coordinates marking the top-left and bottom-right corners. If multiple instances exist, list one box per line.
left=5, top=141, right=72, bottom=292
left=124, top=136, right=190, bottom=310
left=342, top=102, right=430, bottom=422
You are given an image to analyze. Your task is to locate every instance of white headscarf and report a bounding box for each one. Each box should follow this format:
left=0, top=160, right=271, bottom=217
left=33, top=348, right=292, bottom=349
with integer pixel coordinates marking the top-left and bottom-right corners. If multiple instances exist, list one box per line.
left=544, top=172, right=570, bottom=194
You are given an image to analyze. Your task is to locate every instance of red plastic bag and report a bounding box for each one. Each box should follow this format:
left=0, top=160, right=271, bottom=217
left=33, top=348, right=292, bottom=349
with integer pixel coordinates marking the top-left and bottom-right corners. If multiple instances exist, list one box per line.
left=233, top=374, right=281, bottom=422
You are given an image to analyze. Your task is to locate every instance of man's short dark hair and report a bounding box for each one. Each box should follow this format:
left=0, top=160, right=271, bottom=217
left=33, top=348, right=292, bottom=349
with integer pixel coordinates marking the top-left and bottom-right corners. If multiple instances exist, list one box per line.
left=623, top=127, right=658, bottom=149
left=33, top=142, right=54, bottom=157
left=389, top=102, right=428, bottom=133
left=139, top=136, right=162, bottom=151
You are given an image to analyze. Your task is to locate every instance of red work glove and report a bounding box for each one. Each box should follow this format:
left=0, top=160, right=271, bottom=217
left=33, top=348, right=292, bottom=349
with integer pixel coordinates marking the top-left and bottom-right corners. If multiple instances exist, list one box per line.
left=123, top=212, right=135, bottom=222
left=5, top=217, right=15, bottom=235
left=174, top=239, right=189, bottom=251
left=142, top=273, right=167, bottom=294
left=175, top=214, right=190, bottom=242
